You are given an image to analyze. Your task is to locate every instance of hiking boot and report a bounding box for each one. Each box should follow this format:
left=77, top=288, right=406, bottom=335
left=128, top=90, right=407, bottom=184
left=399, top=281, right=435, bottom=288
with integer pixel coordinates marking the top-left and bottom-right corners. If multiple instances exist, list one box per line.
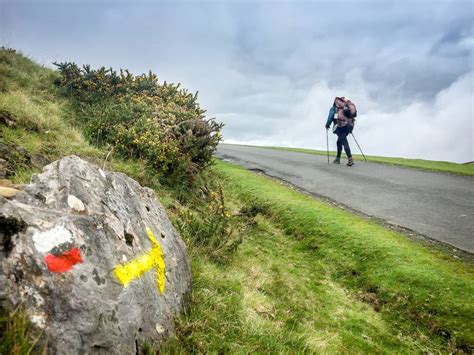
left=333, top=157, right=341, bottom=164
left=347, top=157, right=354, bottom=166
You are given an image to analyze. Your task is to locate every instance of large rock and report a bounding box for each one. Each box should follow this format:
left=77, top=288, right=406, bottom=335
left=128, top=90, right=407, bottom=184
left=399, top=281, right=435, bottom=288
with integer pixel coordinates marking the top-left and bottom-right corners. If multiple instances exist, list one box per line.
left=0, top=156, right=192, bottom=353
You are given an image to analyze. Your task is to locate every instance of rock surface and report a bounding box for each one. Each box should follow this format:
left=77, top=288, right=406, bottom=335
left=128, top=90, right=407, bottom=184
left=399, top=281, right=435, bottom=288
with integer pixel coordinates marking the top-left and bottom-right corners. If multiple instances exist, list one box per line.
left=0, top=155, right=192, bottom=353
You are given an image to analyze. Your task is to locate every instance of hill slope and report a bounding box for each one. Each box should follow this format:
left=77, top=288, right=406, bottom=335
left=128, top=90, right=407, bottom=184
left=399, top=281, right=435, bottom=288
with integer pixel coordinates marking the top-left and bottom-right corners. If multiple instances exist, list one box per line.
left=1, top=48, right=473, bottom=354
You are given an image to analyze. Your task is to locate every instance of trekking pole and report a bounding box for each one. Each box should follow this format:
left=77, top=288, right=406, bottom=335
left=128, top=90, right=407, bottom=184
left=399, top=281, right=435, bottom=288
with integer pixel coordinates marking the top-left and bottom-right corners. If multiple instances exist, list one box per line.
left=350, top=133, right=368, bottom=162
left=326, top=129, right=330, bottom=163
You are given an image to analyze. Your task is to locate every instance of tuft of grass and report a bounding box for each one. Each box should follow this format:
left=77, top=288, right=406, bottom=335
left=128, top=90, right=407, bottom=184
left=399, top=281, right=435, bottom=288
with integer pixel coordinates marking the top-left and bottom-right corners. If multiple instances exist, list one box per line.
left=0, top=47, right=57, bottom=94
left=0, top=48, right=107, bottom=182
left=0, top=307, right=43, bottom=354
left=0, top=90, right=65, bottom=132
left=9, top=166, right=38, bottom=185
left=238, top=144, right=474, bottom=176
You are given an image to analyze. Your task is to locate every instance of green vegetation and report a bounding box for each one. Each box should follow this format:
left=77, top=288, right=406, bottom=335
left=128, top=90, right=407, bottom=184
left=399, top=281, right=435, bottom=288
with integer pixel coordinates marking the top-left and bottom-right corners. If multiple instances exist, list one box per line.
left=2, top=48, right=473, bottom=354
left=0, top=47, right=104, bottom=184
left=0, top=306, right=43, bottom=354
left=162, top=161, right=474, bottom=353
left=249, top=145, right=474, bottom=176
left=176, top=178, right=243, bottom=263
left=54, top=61, right=222, bottom=183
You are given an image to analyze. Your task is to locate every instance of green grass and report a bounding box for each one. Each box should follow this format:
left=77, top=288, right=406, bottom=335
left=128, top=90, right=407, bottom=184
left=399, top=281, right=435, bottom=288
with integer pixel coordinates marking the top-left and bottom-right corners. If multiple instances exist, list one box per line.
left=162, top=160, right=474, bottom=353
left=238, top=144, right=474, bottom=176
left=0, top=48, right=105, bottom=181
left=0, top=48, right=57, bottom=94
left=0, top=306, right=43, bottom=354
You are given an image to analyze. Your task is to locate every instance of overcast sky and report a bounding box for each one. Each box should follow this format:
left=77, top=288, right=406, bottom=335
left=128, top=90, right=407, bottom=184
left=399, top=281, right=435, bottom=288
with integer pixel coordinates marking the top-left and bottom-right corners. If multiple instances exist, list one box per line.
left=1, top=0, right=473, bottom=162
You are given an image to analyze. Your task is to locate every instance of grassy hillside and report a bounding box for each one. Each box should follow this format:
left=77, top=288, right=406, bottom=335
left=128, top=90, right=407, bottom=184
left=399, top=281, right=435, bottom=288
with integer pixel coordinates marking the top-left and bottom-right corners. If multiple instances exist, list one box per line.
left=161, top=161, right=473, bottom=353
left=0, top=48, right=104, bottom=183
left=1, top=48, right=473, bottom=354
left=243, top=145, right=474, bottom=176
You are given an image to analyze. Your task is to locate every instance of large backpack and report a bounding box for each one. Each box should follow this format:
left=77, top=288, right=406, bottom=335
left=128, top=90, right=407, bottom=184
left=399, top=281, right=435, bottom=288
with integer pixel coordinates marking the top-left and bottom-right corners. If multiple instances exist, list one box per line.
left=343, top=102, right=357, bottom=119
left=334, top=97, right=357, bottom=125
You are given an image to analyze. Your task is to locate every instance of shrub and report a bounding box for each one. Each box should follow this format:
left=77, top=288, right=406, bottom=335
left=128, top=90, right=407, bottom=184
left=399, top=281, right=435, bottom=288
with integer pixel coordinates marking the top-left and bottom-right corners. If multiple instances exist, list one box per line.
left=53, top=62, right=223, bottom=183
left=176, top=181, right=242, bottom=262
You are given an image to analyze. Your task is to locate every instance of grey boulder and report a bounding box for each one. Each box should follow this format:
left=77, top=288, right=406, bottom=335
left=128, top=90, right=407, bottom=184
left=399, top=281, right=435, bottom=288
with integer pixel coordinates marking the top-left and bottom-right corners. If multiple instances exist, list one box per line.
left=0, top=155, right=192, bottom=353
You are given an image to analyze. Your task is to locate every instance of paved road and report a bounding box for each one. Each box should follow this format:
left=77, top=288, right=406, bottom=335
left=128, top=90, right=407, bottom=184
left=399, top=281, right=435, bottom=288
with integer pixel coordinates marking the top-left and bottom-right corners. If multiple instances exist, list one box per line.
left=215, top=144, right=474, bottom=253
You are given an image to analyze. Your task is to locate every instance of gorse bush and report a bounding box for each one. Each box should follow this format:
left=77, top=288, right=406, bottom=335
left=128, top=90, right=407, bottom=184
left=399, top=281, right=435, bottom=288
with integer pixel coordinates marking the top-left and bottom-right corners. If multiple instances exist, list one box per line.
left=53, top=62, right=223, bottom=182
left=53, top=61, right=241, bottom=258
left=2, top=47, right=241, bottom=260
left=176, top=180, right=242, bottom=262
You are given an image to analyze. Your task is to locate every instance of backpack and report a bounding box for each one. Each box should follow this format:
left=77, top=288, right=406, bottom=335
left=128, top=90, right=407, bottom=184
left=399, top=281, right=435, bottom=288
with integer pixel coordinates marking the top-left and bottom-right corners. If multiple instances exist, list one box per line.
left=334, top=97, right=357, bottom=120
left=333, top=97, right=358, bottom=130
left=343, top=103, right=357, bottom=119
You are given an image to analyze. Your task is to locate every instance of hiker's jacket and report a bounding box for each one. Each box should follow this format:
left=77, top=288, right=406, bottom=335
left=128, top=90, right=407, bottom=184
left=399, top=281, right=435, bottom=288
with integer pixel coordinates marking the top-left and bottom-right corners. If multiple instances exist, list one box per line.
left=334, top=97, right=356, bottom=128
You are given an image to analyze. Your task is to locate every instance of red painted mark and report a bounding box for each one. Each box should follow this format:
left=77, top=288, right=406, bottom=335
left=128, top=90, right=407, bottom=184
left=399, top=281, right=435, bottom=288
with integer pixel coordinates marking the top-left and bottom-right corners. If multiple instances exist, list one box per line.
left=44, top=248, right=83, bottom=273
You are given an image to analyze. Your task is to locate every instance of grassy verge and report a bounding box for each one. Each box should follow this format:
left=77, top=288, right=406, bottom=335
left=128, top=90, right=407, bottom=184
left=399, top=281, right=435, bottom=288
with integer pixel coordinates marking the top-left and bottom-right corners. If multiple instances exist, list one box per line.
left=238, top=145, right=474, bottom=176
left=161, top=160, right=473, bottom=353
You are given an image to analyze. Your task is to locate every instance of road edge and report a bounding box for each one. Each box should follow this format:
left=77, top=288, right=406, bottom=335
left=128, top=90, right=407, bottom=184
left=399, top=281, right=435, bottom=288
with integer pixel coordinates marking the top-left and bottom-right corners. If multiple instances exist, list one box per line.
left=215, top=155, right=473, bottom=261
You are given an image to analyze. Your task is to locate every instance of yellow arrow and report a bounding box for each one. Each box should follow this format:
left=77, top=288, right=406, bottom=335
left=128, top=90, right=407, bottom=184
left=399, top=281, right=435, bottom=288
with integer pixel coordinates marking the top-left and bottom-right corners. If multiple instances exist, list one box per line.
left=114, top=227, right=165, bottom=293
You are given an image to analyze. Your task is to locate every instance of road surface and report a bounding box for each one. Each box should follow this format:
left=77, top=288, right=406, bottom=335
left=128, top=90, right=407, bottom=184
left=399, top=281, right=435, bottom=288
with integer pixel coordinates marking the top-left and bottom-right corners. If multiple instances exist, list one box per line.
left=215, top=144, right=474, bottom=253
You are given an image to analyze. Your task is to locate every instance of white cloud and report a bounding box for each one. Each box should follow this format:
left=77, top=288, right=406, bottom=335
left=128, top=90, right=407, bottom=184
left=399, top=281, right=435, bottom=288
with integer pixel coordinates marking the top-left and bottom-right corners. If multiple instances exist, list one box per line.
left=225, top=71, right=473, bottom=163
left=351, top=71, right=474, bottom=162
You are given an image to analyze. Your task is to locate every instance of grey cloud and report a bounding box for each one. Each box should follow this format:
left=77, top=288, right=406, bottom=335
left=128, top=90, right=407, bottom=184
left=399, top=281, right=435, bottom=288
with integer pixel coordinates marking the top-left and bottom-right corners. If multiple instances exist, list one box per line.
left=430, top=24, right=473, bottom=58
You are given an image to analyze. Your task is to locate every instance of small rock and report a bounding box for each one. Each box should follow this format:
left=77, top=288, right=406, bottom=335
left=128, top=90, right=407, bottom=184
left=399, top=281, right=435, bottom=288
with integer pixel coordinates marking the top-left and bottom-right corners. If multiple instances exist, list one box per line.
left=67, top=194, right=85, bottom=212
left=0, top=185, right=20, bottom=198
left=155, top=323, right=165, bottom=334
left=0, top=110, right=17, bottom=128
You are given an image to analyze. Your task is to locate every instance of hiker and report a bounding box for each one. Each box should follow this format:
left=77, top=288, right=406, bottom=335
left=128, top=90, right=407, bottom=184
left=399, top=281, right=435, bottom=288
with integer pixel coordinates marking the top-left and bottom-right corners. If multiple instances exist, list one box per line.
left=325, top=96, right=357, bottom=166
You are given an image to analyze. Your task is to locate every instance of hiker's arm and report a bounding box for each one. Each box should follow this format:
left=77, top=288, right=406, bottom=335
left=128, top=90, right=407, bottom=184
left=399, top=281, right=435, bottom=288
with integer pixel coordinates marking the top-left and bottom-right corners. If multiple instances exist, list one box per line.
left=325, top=106, right=336, bottom=128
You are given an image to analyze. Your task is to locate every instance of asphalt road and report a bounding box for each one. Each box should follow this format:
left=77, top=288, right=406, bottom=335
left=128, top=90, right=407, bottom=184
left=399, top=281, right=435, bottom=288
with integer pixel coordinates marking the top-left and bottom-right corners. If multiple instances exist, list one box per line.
left=215, top=144, right=474, bottom=253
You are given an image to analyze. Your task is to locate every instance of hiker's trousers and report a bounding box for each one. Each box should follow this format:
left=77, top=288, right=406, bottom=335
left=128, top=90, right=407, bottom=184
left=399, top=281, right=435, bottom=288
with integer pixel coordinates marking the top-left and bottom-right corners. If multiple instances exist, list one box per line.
left=335, top=125, right=353, bottom=158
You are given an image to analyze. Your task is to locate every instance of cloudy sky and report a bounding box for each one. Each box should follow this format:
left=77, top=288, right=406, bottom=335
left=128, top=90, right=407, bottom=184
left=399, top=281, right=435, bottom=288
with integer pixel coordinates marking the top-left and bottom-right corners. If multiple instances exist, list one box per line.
left=1, top=0, right=473, bottom=162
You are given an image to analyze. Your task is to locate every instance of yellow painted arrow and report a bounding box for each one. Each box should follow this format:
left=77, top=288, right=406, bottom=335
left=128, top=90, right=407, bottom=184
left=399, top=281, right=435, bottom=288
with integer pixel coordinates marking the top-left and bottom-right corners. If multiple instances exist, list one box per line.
left=114, top=227, right=165, bottom=293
